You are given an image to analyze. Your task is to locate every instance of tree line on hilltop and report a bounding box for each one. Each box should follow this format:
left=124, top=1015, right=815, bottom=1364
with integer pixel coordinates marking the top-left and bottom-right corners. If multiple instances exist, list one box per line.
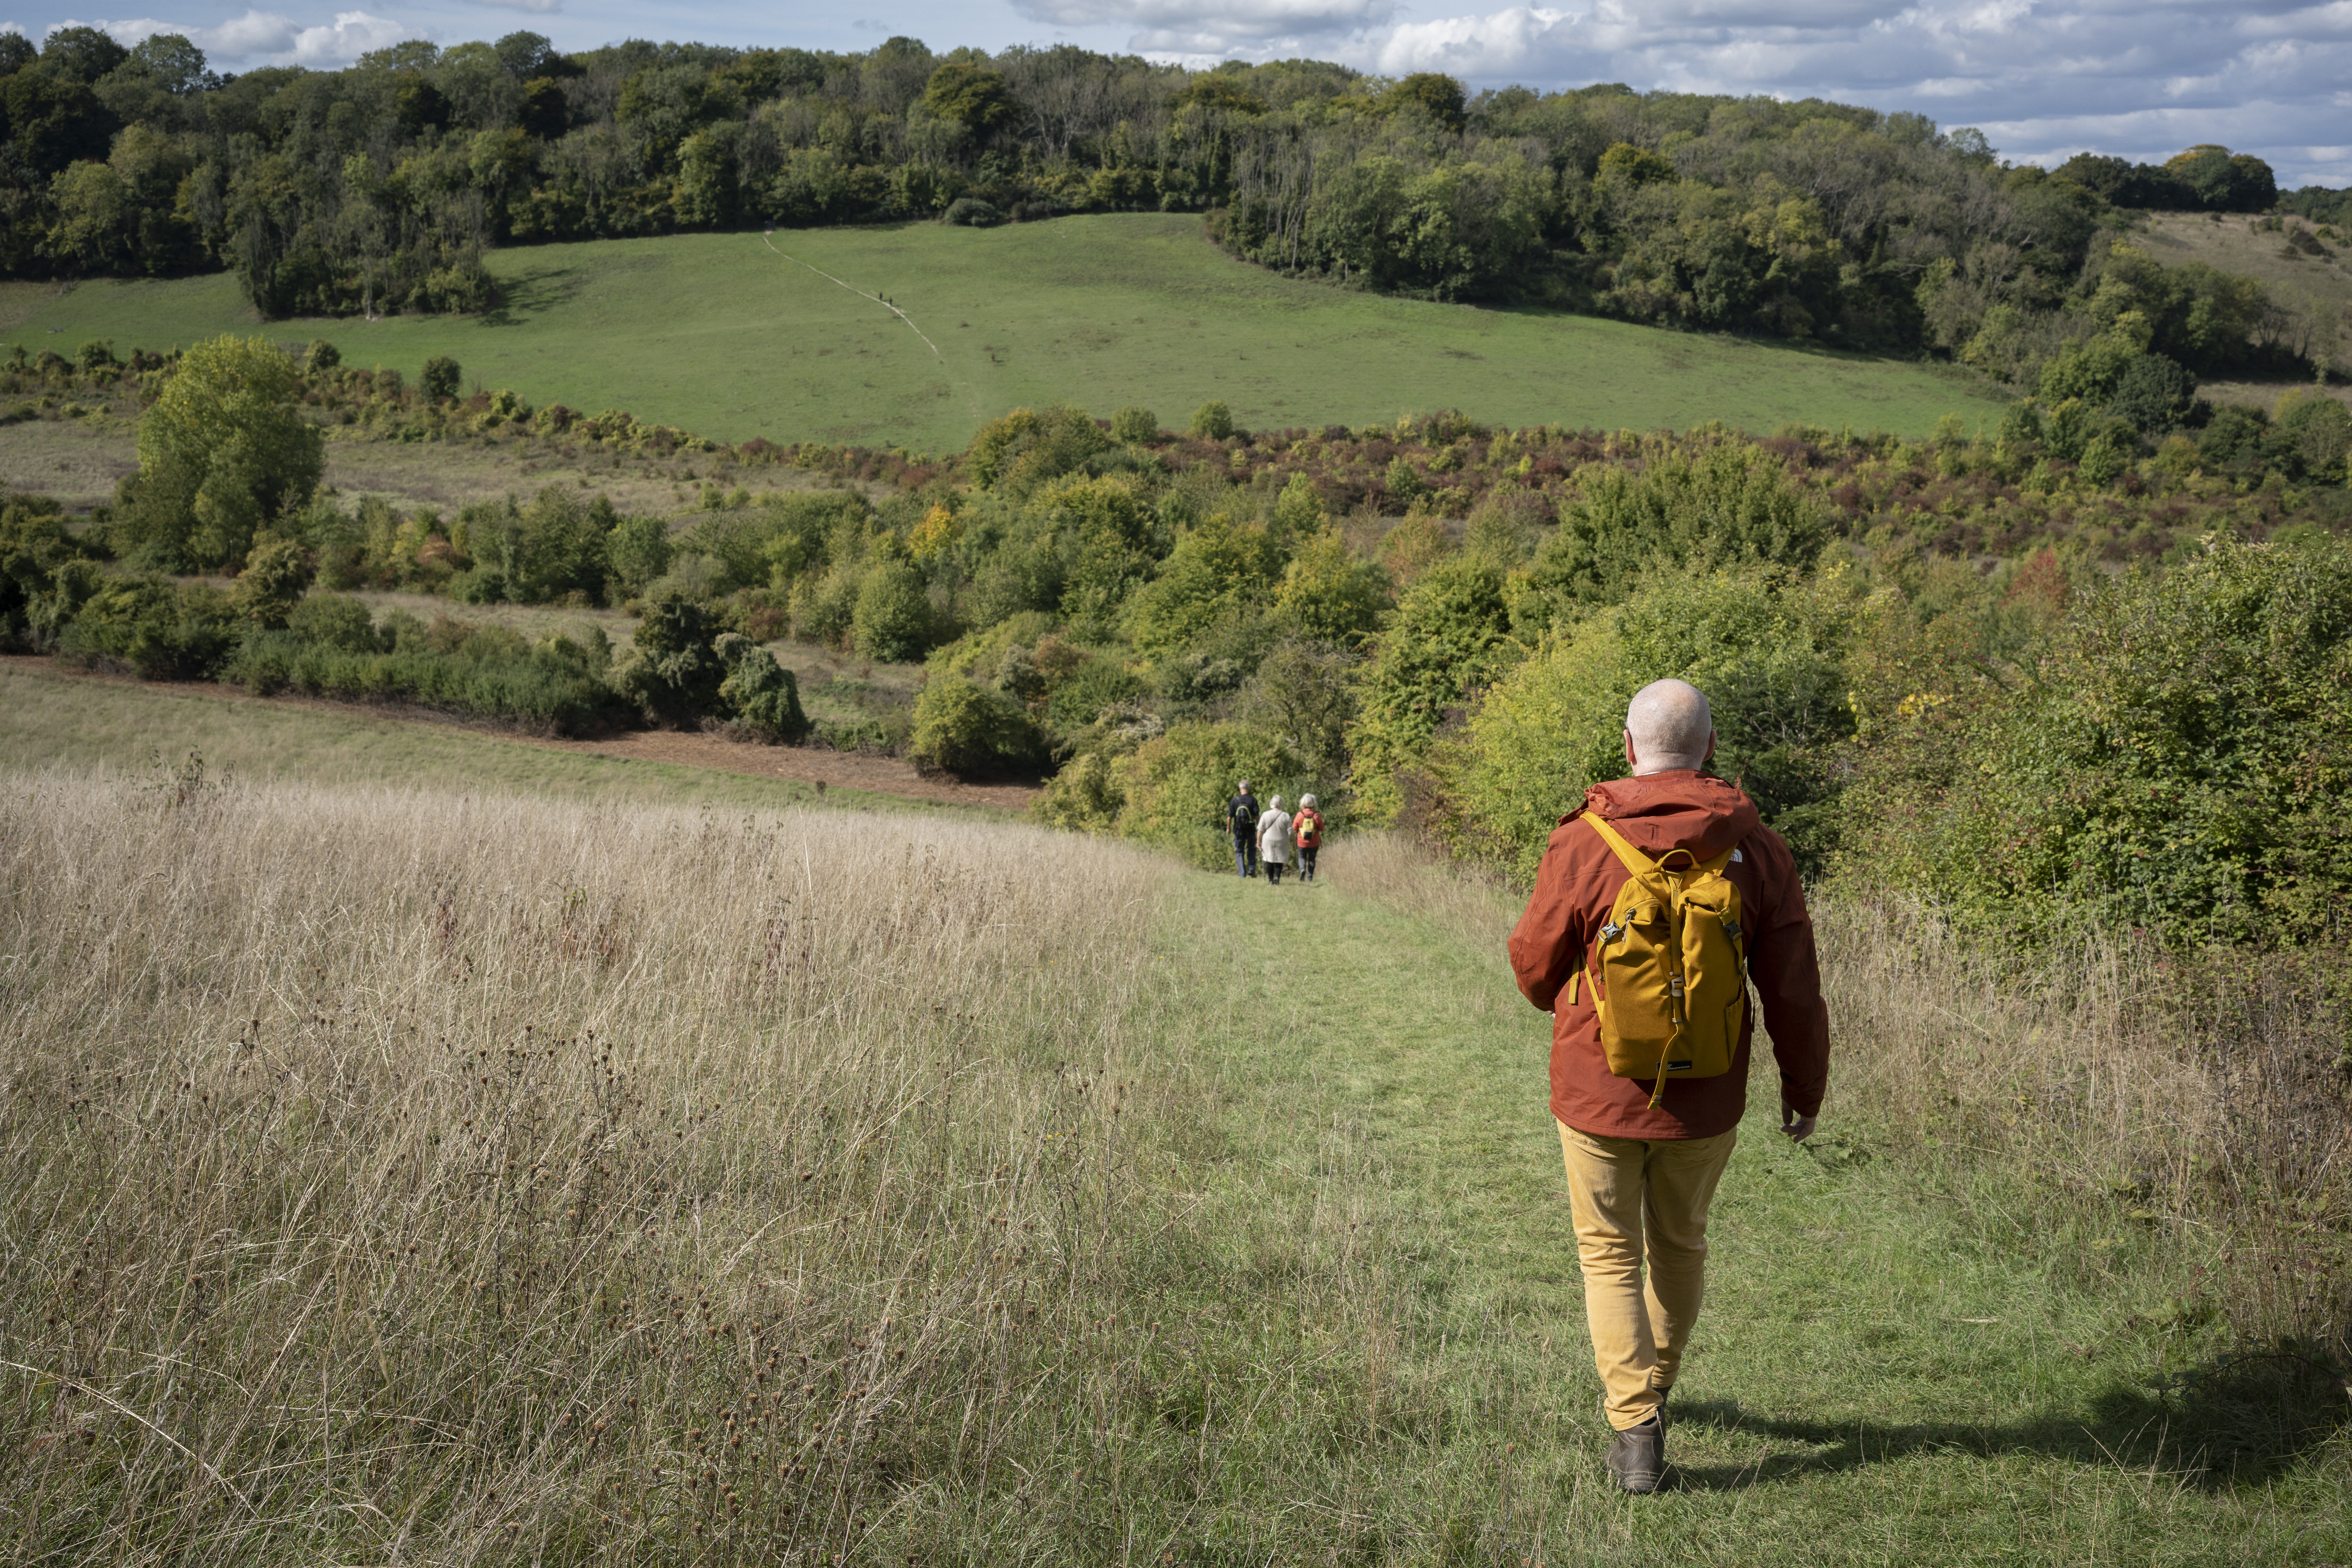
left=3, top=26, right=2344, bottom=389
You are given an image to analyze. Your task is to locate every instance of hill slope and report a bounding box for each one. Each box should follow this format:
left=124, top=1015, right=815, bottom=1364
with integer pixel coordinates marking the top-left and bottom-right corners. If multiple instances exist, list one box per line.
left=6, top=217, right=2005, bottom=449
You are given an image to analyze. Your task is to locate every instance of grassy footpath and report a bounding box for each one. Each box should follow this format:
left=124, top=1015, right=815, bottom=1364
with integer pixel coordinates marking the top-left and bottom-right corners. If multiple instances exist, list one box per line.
left=1148, top=859, right=2350, bottom=1564
left=4, top=217, right=2007, bottom=449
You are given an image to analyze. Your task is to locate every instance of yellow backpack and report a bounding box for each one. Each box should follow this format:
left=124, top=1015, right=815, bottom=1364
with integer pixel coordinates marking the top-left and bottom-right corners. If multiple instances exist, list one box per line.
left=1579, top=814, right=1750, bottom=1108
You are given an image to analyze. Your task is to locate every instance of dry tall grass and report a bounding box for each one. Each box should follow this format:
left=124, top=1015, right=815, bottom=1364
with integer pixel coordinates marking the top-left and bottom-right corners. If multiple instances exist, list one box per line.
left=1820, top=898, right=2351, bottom=1355
left=0, top=763, right=1186, bottom=1563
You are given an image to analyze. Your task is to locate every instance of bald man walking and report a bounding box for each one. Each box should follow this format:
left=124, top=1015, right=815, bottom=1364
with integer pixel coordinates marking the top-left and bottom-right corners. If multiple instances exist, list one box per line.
left=1507, top=679, right=1831, bottom=1493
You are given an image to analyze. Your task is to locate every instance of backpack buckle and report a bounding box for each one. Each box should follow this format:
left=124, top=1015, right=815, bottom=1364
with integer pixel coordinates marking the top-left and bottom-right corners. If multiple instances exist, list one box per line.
left=1600, top=920, right=1624, bottom=943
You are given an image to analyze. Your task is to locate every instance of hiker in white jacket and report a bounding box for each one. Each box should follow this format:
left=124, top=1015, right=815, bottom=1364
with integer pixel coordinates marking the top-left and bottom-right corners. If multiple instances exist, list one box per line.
left=1257, top=795, right=1294, bottom=887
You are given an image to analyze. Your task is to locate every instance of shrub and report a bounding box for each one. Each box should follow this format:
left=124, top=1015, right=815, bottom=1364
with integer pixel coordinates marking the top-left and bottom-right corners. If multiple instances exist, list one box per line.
left=58, top=577, right=244, bottom=679
left=285, top=591, right=381, bottom=651
left=1125, top=513, right=1280, bottom=655
left=223, top=624, right=616, bottom=733
left=1349, top=557, right=1517, bottom=824
left=1106, top=721, right=1309, bottom=870
left=943, top=196, right=1003, bottom=226
left=853, top=559, right=932, bottom=662
left=1855, top=535, right=2352, bottom=944
left=1187, top=400, right=1234, bottom=441
left=1109, top=405, right=1159, bottom=443
left=605, top=512, right=673, bottom=598
left=420, top=354, right=462, bottom=402
left=1522, top=442, right=1828, bottom=615
left=117, top=334, right=325, bottom=573
left=608, top=591, right=727, bottom=725
left=229, top=535, right=315, bottom=628
left=1031, top=751, right=1124, bottom=832
left=715, top=632, right=811, bottom=741
left=909, top=674, right=1047, bottom=778
left=966, top=405, right=1112, bottom=494
left=1274, top=526, right=1390, bottom=643
left=1433, top=566, right=1859, bottom=881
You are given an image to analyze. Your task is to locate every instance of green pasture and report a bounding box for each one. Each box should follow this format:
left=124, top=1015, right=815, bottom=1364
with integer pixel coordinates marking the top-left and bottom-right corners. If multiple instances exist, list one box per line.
left=5, top=216, right=2007, bottom=449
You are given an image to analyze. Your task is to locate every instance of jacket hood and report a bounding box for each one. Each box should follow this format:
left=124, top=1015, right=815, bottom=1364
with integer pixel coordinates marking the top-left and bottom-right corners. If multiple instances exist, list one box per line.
left=1574, top=771, right=1760, bottom=862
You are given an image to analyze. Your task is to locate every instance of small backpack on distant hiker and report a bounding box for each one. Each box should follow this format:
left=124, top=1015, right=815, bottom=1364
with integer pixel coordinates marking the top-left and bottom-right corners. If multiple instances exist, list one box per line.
left=1579, top=813, right=1748, bottom=1107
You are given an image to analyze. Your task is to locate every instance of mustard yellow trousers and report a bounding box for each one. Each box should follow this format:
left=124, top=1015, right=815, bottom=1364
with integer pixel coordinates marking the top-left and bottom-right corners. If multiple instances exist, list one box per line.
left=1557, top=1120, right=1738, bottom=1430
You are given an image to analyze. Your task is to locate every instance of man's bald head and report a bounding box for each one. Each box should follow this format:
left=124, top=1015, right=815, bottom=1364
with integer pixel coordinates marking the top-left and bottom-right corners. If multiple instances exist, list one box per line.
left=1624, top=679, right=1714, bottom=775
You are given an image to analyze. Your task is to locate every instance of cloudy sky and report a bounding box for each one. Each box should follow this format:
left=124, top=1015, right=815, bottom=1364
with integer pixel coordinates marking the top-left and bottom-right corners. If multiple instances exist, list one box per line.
left=5, top=0, right=2345, bottom=187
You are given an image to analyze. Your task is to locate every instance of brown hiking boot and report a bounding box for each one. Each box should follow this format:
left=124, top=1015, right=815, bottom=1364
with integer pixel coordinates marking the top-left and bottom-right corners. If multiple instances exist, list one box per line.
left=1604, top=1413, right=1666, bottom=1494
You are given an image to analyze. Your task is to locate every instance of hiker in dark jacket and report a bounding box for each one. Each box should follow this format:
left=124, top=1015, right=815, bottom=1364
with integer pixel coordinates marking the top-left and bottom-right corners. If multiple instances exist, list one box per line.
left=1507, top=678, right=1831, bottom=1495
left=1226, top=780, right=1261, bottom=879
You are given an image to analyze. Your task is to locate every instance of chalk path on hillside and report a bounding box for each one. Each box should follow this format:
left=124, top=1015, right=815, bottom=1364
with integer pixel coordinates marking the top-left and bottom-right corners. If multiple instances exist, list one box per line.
left=761, top=233, right=982, bottom=427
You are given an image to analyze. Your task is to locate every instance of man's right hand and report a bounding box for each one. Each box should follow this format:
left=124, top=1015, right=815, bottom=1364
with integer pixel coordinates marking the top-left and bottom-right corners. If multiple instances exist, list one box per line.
left=1780, top=1098, right=1817, bottom=1142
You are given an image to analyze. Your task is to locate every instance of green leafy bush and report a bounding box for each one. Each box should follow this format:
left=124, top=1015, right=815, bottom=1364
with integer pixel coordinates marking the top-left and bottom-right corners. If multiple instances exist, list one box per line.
left=608, top=592, right=727, bottom=725
left=908, top=674, right=1047, bottom=778
left=1348, top=557, right=1517, bottom=823
left=284, top=591, right=381, bottom=651
left=58, top=577, right=244, bottom=679
left=1851, top=536, right=2352, bottom=944
left=1030, top=751, right=1124, bottom=832
left=714, top=632, right=811, bottom=741
left=853, top=559, right=932, bottom=662
left=225, top=620, right=616, bottom=733
left=1521, top=442, right=1829, bottom=615
left=1187, top=401, right=1234, bottom=441
left=116, top=334, right=325, bottom=573
left=1432, top=566, right=1860, bottom=881
left=1105, top=721, right=1310, bottom=870
left=1109, top=406, right=1159, bottom=444
left=229, top=535, right=314, bottom=628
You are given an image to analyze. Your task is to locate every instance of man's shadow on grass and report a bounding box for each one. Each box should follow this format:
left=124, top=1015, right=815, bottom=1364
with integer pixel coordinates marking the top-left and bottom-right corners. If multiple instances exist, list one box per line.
left=1667, top=1349, right=2346, bottom=1491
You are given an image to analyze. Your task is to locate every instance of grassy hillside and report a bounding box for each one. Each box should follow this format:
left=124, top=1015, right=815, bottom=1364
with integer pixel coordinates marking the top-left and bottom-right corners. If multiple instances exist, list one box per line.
left=2136, top=210, right=2352, bottom=404
left=4, top=217, right=2007, bottom=449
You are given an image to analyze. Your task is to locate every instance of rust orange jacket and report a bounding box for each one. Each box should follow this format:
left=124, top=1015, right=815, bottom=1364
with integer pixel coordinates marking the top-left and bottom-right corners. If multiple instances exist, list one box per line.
left=1507, top=771, right=1830, bottom=1140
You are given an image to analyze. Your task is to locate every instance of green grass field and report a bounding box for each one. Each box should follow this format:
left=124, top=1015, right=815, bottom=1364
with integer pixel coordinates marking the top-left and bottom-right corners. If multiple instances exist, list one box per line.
left=4, top=675, right=2341, bottom=1562
left=4, top=217, right=2008, bottom=449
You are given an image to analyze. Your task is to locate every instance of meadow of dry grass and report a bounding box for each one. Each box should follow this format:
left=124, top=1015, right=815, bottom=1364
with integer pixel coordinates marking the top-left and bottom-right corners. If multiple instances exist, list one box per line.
left=0, top=766, right=1194, bottom=1562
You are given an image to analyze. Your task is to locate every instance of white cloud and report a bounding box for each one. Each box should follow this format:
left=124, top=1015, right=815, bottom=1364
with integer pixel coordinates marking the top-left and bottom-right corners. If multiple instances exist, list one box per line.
left=51, top=8, right=414, bottom=67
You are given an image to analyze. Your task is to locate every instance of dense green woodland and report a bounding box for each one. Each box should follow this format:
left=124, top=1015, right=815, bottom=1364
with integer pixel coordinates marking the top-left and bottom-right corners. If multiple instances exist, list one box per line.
left=4, top=329, right=2349, bottom=949
left=0, top=26, right=2340, bottom=393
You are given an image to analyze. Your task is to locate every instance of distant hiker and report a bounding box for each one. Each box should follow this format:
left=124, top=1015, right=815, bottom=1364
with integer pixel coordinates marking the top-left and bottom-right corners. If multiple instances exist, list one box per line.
left=1227, top=780, right=1261, bottom=879
left=1257, top=795, right=1294, bottom=886
left=1507, top=678, right=1830, bottom=1495
left=1293, top=794, right=1324, bottom=882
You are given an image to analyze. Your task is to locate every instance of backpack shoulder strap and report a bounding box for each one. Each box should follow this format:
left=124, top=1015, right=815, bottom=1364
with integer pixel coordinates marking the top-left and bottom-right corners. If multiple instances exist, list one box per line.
left=1582, top=813, right=1653, bottom=878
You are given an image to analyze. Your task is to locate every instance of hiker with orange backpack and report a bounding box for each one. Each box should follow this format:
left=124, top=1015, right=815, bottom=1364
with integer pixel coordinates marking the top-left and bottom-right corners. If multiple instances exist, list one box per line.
left=1506, top=678, right=1831, bottom=1495
left=1292, top=794, right=1324, bottom=882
